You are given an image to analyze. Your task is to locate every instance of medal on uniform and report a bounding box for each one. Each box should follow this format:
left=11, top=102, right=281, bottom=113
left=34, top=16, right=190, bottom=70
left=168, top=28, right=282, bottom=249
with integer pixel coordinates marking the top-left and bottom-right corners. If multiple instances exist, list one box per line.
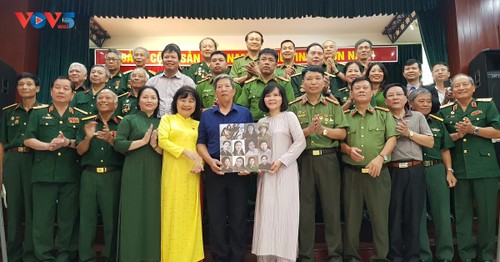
left=68, top=117, right=80, bottom=124
left=450, top=111, right=454, bottom=115
left=123, top=104, right=130, bottom=113
left=470, top=110, right=483, bottom=116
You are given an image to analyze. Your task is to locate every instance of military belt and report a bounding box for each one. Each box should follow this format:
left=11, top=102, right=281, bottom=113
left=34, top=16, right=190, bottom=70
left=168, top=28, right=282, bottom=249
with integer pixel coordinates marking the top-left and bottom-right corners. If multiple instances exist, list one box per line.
left=422, top=160, right=442, bottom=167
left=301, top=148, right=337, bottom=156
left=85, top=166, right=120, bottom=174
left=6, top=146, right=32, bottom=153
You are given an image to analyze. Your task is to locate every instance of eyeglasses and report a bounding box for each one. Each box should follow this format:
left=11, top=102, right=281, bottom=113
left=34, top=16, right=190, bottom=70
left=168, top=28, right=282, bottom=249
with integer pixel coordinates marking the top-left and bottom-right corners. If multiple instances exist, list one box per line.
left=105, top=58, right=120, bottom=62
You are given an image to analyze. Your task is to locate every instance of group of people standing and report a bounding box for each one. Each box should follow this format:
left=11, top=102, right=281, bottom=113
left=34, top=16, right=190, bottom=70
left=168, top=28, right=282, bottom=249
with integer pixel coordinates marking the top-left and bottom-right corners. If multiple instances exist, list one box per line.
left=0, top=30, right=499, bottom=262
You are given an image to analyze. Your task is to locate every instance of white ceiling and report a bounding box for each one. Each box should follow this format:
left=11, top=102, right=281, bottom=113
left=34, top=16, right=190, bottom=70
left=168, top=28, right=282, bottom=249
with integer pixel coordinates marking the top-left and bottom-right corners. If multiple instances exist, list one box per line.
left=91, top=15, right=421, bottom=49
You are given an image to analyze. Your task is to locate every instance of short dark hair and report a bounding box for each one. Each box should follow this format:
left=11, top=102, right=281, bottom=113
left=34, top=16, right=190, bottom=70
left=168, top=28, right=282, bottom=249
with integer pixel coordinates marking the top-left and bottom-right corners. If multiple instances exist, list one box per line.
left=404, top=59, right=422, bottom=70
left=199, top=37, right=218, bottom=50
left=51, top=76, right=73, bottom=91
left=383, top=83, right=407, bottom=98
left=245, top=31, right=264, bottom=44
left=17, top=72, right=39, bottom=86
left=170, top=86, right=202, bottom=121
left=258, top=48, right=278, bottom=61
left=280, top=39, right=295, bottom=49
left=210, top=50, right=227, bottom=60
left=306, top=43, right=323, bottom=54
left=432, top=62, right=449, bottom=71
left=137, top=86, right=160, bottom=117
left=354, top=39, right=373, bottom=49
left=366, top=62, right=389, bottom=89
left=301, top=65, right=325, bottom=78
left=351, top=76, right=372, bottom=88
left=343, top=61, right=363, bottom=74
left=258, top=82, right=288, bottom=113
left=261, top=155, right=268, bottom=160
left=161, top=43, right=181, bottom=60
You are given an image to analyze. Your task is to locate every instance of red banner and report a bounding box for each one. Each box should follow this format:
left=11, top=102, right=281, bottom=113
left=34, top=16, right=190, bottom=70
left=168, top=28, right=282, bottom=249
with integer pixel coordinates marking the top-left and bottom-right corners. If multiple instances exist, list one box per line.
left=94, top=46, right=398, bottom=68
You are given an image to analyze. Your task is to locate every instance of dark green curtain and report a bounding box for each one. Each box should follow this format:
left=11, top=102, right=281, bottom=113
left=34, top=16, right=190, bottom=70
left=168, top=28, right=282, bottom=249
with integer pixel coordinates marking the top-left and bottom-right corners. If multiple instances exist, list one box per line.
left=384, top=44, right=422, bottom=85
left=43, top=0, right=437, bottom=18
left=37, top=14, right=90, bottom=103
left=417, top=0, right=448, bottom=67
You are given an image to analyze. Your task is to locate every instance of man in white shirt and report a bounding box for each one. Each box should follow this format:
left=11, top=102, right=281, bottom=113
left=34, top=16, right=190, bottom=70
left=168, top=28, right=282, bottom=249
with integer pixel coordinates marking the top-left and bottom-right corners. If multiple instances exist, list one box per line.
left=146, top=43, right=195, bottom=117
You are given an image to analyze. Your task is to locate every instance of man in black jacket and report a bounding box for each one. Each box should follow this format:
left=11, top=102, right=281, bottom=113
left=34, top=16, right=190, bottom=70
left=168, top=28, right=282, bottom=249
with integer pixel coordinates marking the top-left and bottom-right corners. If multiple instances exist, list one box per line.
left=403, top=59, right=440, bottom=113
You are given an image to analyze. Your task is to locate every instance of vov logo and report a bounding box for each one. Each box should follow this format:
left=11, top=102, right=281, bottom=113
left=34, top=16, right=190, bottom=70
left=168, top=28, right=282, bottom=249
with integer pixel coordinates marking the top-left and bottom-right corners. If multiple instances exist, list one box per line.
left=15, top=12, right=75, bottom=29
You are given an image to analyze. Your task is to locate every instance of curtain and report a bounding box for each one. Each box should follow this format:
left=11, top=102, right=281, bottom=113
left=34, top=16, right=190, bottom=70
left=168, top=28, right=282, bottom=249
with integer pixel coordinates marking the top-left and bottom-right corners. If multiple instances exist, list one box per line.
left=43, top=0, right=437, bottom=19
left=417, top=0, right=448, bottom=67
left=37, top=14, right=90, bottom=103
left=384, top=44, right=423, bottom=85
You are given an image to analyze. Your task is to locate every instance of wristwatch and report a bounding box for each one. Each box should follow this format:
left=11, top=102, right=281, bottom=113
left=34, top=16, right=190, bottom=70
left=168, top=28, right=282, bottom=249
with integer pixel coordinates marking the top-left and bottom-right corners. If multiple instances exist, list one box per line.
left=447, top=167, right=454, bottom=173
left=379, top=153, right=388, bottom=161
left=409, top=130, right=415, bottom=138
left=473, top=126, right=480, bottom=135
left=322, top=128, right=328, bottom=136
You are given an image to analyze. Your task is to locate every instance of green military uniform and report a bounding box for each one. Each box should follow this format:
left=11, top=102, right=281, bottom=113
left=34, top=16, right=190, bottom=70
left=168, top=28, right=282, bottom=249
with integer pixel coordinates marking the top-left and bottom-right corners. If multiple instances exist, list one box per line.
left=186, top=61, right=212, bottom=84
left=117, top=68, right=156, bottom=95
left=70, top=87, right=113, bottom=115
left=74, top=84, right=87, bottom=93
left=323, top=62, right=346, bottom=93
left=24, top=104, right=84, bottom=262
left=341, top=106, right=398, bottom=262
left=0, top=102, right=43, bottom=262
left=372, top=90, right=386, bottom=108
left=106, top=71, right=124, bottom=94
left=419, top=114, right=455, bottom=262
left=438, top=98, right=500, bottom=261
left=77, top=114, right=124, bottom=262
left=336, top=87, right=350, bottom=106
left=290, top=71, right=342, bottom=99
left=274, top=63, right=304, bottom=78
left=289, top=95, right=349, bottom=262
left=116, top=92, right=139, bottom=116
left=229, top=55, right=257, bottom=78
left=196, top=77, right=242, bottom=109
left=237, top=76, right=295, bottom=121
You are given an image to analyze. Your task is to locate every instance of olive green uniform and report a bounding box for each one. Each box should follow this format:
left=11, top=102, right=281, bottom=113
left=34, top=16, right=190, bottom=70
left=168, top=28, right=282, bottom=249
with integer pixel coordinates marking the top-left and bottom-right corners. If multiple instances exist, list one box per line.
left=24, top=105, right=84, bottom=262
left=196, top=77, right=242, bottom=109
left=0, top=102, right=43, bottom=262
left=290, top=71, right=342, bottom=100
left=437, top=98, right=500, bottom=261
left=341, top=106, right=398, bottom=262
left=274, top=63, right=304, bottom=78
left=77, top=115, right=124, bottom=262
left=70, top=87, right=113, bottom=115
left=336, top=87, right=350, bottom=106
left=229, top=55, right=257, bottom=78
left=116, top=92, right=139, bottom=116
left=186, top=61, right=212, bottom=84
left=419, top=114, right=455, bottom=262
left=289, top=95, right=348, bottom=262
left=237, top=76, right=295, bottom=121
left=106, top=71, right=124, bottom=95
left=117, top=68, right=156, bottom=95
